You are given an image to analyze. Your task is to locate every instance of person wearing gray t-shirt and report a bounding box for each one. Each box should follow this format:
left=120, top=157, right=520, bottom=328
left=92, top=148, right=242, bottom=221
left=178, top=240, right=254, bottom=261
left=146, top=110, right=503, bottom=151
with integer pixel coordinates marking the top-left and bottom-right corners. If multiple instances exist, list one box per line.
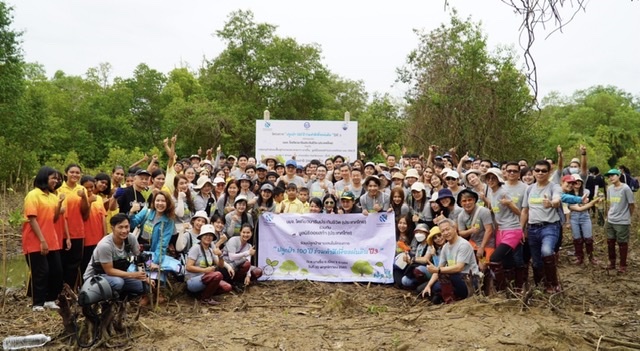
left=520, top=160, right=563, bottom=294
left=604, top=168, right=635, bottom=273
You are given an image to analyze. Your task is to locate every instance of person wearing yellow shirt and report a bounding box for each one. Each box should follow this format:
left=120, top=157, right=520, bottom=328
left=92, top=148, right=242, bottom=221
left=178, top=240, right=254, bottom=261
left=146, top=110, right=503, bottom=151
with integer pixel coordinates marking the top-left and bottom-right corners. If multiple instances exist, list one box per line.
left=298, top=187, right=310, bottom=213
left=279, top=183, right=305, bottom=214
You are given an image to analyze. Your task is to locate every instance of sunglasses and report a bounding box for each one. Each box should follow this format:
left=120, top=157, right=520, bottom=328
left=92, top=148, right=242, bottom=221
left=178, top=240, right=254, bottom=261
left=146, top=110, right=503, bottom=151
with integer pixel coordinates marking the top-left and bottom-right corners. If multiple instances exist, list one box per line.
left=534, top=168, right=549, bottom=173
left=506, top=169, right=519, bottom=174
left=445, top=177, right=456, bottom=181
left=324, top=201, right=335, bottom=205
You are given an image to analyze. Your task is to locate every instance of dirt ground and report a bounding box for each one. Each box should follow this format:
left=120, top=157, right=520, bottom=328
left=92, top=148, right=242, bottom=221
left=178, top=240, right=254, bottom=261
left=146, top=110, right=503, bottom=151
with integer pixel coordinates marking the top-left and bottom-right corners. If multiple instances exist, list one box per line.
left=1, top=192, right=639, bottom=350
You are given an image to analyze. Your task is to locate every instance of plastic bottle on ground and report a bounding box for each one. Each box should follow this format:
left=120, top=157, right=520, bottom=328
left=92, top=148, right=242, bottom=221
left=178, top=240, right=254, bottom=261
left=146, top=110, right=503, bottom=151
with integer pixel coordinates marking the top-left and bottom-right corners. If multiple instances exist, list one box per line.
left=2, top=334, right=51, bottom=350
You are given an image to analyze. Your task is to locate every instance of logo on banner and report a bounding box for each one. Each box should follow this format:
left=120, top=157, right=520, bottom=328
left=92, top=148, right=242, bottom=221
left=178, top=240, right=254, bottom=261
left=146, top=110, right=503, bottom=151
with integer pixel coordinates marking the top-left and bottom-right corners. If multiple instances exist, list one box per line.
left=264, top=121, right=271, bottom=128
left=304, top=122, right=311, bottom=129
left=263, top=213, right=275, bottom=225
left=342, top=122, right=348, bottom=131
left=379, top=214, right=388, bottom=223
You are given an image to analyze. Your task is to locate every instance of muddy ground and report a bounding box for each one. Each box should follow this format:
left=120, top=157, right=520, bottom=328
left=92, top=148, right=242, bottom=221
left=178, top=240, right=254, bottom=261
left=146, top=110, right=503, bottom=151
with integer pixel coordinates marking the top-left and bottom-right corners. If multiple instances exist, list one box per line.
left=1, top=192, right=639, bottom=350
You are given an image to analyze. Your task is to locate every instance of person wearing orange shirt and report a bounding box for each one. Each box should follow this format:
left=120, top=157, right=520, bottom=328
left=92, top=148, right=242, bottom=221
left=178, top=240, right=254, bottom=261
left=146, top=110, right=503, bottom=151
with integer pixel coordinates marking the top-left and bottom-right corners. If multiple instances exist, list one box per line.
left=59, top=164, right=90, bottom=290
left=80, top=176, right=108, bottom=275
left=23, top=166, right=65, bottom=311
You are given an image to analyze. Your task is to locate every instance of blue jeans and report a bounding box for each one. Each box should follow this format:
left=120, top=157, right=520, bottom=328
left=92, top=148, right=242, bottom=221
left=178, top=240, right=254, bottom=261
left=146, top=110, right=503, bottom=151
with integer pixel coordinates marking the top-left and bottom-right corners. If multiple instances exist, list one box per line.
left=570, top=211, right=593, bottom=240
left=101, top=274, right=145, bottom=295
left=401, top=265, right=429, bottom=287
left=527, top=222, right=560, bottom=269
left=186, top=275, right=206, bottom=293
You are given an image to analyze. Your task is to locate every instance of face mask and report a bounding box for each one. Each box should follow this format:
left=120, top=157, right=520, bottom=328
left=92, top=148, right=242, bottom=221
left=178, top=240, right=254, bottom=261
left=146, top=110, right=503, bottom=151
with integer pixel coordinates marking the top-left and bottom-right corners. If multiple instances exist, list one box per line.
left=569, top=167, right=579, bottom=174
left=415, top=233, right=426, bottom=242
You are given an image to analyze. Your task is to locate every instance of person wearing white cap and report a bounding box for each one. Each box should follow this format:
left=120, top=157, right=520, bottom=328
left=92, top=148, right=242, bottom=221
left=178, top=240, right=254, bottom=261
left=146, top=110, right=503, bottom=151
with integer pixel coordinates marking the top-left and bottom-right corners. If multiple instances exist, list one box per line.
left=409, top=182, right=433, bottom=226
left=254, top=183, right=277, bottom=216
left=224, top=195, right=254, bottom=238
left=185, top=224, right=231, bottom=305
left=443, top=170, right=463, bottom=199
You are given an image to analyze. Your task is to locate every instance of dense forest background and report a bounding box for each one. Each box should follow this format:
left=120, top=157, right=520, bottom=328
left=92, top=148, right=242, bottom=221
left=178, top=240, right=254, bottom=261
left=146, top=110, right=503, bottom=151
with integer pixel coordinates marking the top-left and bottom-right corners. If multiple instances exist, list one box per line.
left=1, top=4, right=639, bottom=186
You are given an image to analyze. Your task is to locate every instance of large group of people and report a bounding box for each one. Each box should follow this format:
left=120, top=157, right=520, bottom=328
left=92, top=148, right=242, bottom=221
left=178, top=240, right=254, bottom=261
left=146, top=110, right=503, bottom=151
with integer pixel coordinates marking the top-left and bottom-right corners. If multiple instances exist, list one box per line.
left=22, top=136, right=635, bottom=310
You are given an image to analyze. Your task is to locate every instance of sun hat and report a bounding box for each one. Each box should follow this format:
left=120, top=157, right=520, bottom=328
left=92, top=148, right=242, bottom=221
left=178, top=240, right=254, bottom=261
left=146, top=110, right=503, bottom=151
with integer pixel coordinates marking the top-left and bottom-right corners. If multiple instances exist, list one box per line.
left=481, top=168, right=505, bottom=184
left=190, top=210, right=210, bottom=224
left=427, top=226, right=442, bottom=246
left=234, top=194, right=248, bottom=205
left=456, top=188, right=479, bottom=207
left=463, top=169, right=481, bottom=188
left=429, top=192, right=439, bottom=203
left=445, top=170, right=460, bottom=179
left=436, top=188, right=455, bottom=203
left=405, top=169, right=420, bottom=179
left=194, top=176, right=214, bottom=190
left=410, top=182, right=425, bottom=192
left=392, top=172, right=405, bottom=180
left=571, top=174, right=584, bottom=182
left=197, top=224, right=216, bottom=240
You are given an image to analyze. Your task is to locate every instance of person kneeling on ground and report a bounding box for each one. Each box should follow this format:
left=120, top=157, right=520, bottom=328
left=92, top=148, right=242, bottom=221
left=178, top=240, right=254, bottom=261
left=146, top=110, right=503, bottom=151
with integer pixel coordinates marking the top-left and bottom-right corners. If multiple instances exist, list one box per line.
left=185, top=224, right=231, bottom=306
left=420, top=219, right=480, bottom=304
left=222, top=224, right=263, bottom=292
left=83, top=213, right=153, bottom=305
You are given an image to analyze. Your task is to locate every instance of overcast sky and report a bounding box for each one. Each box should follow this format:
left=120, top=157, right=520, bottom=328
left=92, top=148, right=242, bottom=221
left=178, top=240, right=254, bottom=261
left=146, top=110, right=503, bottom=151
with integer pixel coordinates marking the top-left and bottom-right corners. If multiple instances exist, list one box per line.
left=9, top=0, right=640, bottom=101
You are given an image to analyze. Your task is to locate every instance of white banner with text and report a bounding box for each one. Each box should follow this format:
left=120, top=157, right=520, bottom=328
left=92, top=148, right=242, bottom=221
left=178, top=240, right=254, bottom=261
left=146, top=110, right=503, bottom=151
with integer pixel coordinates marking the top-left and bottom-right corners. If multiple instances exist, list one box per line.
left=255, top=119, right=358, bottom=166
left=257, top=212, right=395, bottom=283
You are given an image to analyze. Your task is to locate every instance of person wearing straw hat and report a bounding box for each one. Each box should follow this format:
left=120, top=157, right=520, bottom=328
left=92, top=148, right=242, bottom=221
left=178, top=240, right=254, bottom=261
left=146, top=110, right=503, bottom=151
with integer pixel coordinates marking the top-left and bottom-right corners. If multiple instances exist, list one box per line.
left=185, top=224, right=231, bottom=305
left=421, top=218, right=480, bottom=303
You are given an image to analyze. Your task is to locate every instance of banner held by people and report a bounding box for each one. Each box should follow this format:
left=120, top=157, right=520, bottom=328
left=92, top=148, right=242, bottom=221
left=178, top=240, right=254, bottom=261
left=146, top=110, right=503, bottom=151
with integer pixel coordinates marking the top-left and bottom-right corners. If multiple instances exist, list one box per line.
left=258, top=213, right=395, bottom=283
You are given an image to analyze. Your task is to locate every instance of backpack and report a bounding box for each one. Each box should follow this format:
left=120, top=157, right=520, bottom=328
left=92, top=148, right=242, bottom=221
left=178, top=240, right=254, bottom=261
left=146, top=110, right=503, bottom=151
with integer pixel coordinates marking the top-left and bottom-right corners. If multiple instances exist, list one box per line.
left=622, top=173, right=639, bottom=192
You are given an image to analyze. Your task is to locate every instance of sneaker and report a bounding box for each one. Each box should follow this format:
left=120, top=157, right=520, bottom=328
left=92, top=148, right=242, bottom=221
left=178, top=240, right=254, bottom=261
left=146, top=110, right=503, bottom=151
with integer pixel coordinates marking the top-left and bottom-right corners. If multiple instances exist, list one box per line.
left=32, top=305, right=45, bottom=312
left=44, top=301, right=60, bottom=310
left=200, top=298, right=220, bottom=306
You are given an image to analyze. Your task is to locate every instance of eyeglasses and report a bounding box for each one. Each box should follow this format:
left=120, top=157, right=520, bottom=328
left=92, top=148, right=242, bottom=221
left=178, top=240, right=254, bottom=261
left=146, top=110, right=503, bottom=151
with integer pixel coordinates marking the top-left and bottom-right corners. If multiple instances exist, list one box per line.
left=324, top=201, right=334, bottom=205
left=533, top=168, right=549, bottom=173
left=506, top=170, right=519, bottom=174
left=445, top=177, right=456, bottom=181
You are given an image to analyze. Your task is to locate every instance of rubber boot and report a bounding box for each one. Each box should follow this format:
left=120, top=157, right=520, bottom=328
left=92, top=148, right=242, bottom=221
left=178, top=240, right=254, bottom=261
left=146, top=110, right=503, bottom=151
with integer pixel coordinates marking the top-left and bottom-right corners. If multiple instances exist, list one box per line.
left=606, top=239, right=616, bottom=270
left=438, top=274, right=455, bottom=304
left=514, top=266, right=527, bottom=292
left=542, top=255, right=561, bottom=294
left=504, top=268, right=515, bottom=291
left=584, top=238, right=599, bottom=265
left=572, top=238, right=584, bottom=265
left=618, top=242, right=628, bottom=274
left=489, top=263, right=506, bottom=292
left=482, top=267, right=495, bottom=296
left=533, top=266, right=544, bottom=286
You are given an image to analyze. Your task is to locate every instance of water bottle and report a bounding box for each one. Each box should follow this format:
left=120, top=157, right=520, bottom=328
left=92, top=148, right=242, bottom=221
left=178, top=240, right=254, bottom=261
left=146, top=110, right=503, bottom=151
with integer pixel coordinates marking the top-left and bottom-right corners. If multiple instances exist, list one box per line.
left=3, top=334, right=51, bottom=350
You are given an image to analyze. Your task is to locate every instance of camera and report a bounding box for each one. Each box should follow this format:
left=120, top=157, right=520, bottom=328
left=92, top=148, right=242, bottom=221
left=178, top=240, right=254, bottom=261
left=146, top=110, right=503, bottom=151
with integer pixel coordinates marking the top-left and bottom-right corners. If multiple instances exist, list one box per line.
left=131, top=252, right=152, bottom=270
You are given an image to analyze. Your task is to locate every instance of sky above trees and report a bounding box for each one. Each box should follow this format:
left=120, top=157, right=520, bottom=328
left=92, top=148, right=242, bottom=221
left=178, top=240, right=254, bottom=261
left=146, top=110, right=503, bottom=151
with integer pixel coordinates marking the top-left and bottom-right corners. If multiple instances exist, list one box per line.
left=9, top=0, right=640, bottom=100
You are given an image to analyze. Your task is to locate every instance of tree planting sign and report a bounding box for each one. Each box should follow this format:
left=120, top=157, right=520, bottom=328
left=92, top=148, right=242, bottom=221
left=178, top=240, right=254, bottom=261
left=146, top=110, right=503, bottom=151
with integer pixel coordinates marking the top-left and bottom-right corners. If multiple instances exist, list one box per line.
left=255, top=120, right=358, bottom=165
left=257, top=213, right=395, bottom=283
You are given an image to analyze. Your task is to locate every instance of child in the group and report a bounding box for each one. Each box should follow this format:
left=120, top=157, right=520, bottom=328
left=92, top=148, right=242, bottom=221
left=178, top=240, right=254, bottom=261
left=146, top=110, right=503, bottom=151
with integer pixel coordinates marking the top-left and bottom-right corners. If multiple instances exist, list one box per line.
left=280, top=183, right=305, bottom=213
left=298, top=187, right=310, bottom=213
left=273, top=186, right=285, bottom=213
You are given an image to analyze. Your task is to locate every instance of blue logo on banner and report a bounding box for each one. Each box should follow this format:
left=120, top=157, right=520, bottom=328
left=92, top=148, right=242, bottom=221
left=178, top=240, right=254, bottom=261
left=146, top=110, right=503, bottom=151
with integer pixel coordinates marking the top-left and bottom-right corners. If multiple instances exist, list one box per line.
left=379, top=214, right=388, bottom=223
left=342, top=123, right=348, bottom=131
left=304, top=122, right=311, bottom=129
left=264, top=121, right=271, bottom=128
left=264, top=213, right=274, bottom=222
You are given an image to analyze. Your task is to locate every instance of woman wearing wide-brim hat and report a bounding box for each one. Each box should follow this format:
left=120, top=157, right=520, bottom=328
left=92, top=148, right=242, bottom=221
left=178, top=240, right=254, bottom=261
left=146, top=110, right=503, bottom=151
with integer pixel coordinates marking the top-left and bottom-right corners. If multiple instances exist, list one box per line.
left=185, top=224, right=232, bottom=305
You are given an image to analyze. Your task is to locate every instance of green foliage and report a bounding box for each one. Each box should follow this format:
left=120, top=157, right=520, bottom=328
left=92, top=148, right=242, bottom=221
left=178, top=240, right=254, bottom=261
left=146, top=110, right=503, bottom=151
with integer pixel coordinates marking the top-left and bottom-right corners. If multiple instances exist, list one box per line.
left=279, top=260, right=299, bottom=274
left=533, top=86, right=640, bottom=172
left=350, top=260, right=374, bottom=276
left=265, top=258, right=279, bottom=267
left=399, top=10, right=534, bottom=160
